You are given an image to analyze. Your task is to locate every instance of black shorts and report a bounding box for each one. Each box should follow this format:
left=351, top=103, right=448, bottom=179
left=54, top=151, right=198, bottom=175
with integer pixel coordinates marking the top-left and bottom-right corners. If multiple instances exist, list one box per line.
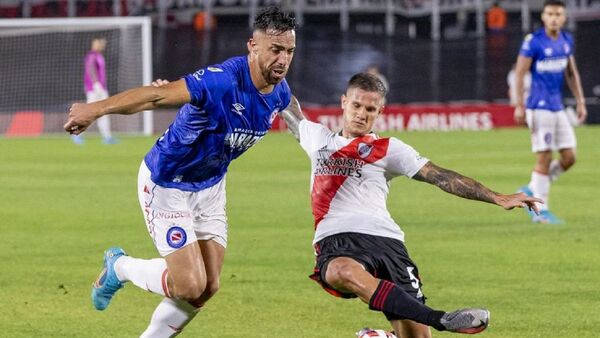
left=309, top=232, right=426, bottom=307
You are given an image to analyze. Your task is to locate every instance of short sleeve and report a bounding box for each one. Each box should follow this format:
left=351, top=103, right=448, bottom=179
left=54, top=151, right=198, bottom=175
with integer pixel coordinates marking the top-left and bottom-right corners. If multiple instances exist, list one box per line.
left=183, top=65, right=234, bottom=109
left=385, top=137, right=429, bottom=178
left=519, top=34, right=537, bottom=58
left=298, top=119, right=332, bottom=154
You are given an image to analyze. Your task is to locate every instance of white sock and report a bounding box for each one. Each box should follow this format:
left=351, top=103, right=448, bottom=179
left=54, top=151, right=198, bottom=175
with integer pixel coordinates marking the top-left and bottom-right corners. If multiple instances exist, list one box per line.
left=529, top=171, right=550, bottom=211
left=548, top=160, right=565, bottom=182
left=114, top=256, right=170, bottom=297
left=140, top=298, right=200, bottom=338
left=97, top=115, right=112, bottom=140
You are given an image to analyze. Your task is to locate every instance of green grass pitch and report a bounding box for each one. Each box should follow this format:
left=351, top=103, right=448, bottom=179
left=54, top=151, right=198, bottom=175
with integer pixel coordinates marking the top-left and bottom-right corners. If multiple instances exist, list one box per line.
left=1, top=127, right=599, bottom=337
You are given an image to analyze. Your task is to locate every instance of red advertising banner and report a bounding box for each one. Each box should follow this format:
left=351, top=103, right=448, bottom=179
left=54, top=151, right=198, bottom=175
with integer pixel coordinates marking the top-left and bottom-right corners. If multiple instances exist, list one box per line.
left=272, top=103, right=517, bottom=132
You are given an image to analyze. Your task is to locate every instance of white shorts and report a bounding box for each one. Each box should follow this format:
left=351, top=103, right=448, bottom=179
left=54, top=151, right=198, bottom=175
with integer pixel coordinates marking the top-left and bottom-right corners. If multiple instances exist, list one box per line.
left=526, top=109, right=576, bottom=152
left=137, top=162, right=228, bottom=257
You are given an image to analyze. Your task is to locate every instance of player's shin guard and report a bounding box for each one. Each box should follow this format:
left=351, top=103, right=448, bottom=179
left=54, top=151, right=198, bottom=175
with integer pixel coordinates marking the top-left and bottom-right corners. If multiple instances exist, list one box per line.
left=369, top=280, right=445, bottom=331
left=140, top=298, right=200, bottom=338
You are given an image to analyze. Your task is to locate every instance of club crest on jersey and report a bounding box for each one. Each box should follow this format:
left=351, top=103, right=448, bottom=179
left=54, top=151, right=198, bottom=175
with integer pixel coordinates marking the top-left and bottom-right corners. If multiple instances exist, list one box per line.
left=544, top=48, right=553, bottom=56
left=357, top=142, right=373, bottom=159
left=166, top=226, right=187, bottom=249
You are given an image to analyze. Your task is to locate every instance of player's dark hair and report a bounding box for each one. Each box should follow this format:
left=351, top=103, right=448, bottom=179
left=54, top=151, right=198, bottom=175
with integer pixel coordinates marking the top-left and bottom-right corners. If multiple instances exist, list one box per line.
left=543, top=0, right=566, bottom=9
left=253, top=6, right=296, bottom=33
left=347, top=72, right=387, bottom=98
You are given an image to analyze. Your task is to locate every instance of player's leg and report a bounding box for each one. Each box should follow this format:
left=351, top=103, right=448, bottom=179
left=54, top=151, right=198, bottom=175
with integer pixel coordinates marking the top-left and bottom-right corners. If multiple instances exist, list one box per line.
left=551, top=147, right=575, bottom=179
left=140, top=239, right=224, bottom=337
left=324, top=256, right=487, bottom=333
left=93, top=88, right=117, bottom=143
left=140, top=177, right=228, bottom=337
left=550, top=111, right=577, bottom=181
left=390, top=319, right=431, bottom=338
left=189, top=238, right=225, bottom=307
left=531, top=150, right=552, bottom=211
left=97, top=115, right=116, bottom=143
left=521, top=109, right=560, bottom=222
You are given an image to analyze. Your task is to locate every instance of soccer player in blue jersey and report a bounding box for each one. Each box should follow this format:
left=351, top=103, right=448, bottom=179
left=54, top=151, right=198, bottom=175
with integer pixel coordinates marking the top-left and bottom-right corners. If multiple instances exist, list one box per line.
left=64, top=7, right=296, bottom=337
left=513, top=0, right=587, bottom=224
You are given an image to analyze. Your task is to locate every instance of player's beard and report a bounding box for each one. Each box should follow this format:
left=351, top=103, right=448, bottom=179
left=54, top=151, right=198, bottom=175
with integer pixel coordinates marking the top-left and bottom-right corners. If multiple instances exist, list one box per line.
left=262, top=65, right=286, bottom=85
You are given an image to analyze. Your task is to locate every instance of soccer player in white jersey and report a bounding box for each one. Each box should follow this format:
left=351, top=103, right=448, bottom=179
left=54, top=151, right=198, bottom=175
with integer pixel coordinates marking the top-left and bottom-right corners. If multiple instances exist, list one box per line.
left=514, top=0, right=587, bottom=224
left=65, top=7, right=295, bottom=337
left=279, top=73, right=541, bottom=337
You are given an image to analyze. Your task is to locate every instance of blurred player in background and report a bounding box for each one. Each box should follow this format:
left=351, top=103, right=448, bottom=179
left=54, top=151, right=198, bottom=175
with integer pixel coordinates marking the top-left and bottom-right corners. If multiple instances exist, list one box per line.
left=279, top=73, right=541, bottom=337
left=65, top=7, right=295, bottom=337
left=514, top=0, right=587, bottom=224
left=72, top=37, right=118, bottom=144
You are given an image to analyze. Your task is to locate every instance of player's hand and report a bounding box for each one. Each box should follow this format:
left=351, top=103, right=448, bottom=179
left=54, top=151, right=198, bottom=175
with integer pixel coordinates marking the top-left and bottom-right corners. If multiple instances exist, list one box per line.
left=513, top=105, right=526, bottom=125
left=151, top=79, right=170, bottom=87
left=64, top=102, right=100, bottom=135
left=494, top=193, right=543, bottom=215
left=576, top=103, right=587, bottom=124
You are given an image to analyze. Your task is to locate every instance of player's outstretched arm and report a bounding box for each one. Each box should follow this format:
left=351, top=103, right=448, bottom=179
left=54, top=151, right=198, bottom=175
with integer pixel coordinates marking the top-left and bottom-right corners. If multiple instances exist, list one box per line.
left=64, top=79, right=190, bottom=135
left=278, top=95, right=305, bottom=141
left=413, top=161, right=542, bottom=213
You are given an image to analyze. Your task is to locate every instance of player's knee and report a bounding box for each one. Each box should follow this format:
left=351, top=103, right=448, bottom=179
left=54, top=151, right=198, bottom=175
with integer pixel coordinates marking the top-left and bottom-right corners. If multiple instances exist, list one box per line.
left=327, top=261, right=358, bottom=288
left=562, top=154, right=576, bottom=169
left=172, top=279, right=207, bottom=301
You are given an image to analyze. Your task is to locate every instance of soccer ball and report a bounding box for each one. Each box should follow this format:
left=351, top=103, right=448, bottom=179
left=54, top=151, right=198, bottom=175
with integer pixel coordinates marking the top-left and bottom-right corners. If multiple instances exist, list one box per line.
left=356, top=328, right=397, bottom=338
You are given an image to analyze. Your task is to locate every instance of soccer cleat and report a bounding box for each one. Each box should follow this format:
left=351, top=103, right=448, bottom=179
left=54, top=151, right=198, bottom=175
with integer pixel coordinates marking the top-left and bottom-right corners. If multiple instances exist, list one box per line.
left=533, top=210, right=564, bottom=224
left=102, top=137, right=119, bottom=145
left=91, top=247, right=127, bottom=311
left=71, top=134, right=85, bottom=145
left=440, top=308, right=489, bottom=334
left=517, top=185, right=540, bottom=220
left=517, top=185, right=533, bottom=197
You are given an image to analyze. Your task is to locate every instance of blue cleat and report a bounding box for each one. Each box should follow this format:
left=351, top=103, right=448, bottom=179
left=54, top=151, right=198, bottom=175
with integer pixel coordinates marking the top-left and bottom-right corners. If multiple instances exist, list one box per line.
left=91, top=247, right=127, bottom=310
left=517, top=185, right=533, bottom=197
left=533, top=210, right=564, bottom=224
left=102, top=137, right=119, bottom=145
left=517, top=185, right=539, bottom=220
left=71, top=134, right=85, bottom=145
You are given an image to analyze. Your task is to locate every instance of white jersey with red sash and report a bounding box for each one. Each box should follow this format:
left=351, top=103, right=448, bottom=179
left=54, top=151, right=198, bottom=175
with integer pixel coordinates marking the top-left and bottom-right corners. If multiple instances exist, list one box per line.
left=298, top=120, right=429, bottom=245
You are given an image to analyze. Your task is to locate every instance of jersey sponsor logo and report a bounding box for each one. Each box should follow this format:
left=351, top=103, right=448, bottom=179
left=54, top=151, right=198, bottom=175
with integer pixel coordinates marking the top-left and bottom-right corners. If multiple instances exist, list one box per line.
left=207, top=66, right=223, bottom=72
left=155, top=211, right=191, bottom=220
left=166, top=226, right=187, bottom=249
left=231, top=103, right=245, bottom=115
left=225, top=128, right=267, bottom=152
left=314, top=156, right=364, bottom=178
left=357, top=142, right=373, bottom=159
left=535, top=57, right=568, bottom=73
